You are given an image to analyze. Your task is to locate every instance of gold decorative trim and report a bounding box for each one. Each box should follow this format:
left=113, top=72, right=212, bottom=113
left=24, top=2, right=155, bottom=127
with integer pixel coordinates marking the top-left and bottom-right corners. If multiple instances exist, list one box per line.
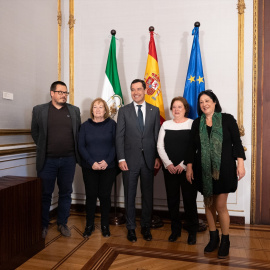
left=68, top=0, right=75, bottom=105
left=237, top=0, right=246, bottom=14
left=0, top=129, right=31, bottom=136
left=57, top=12, right=62, bottom=27
left=251, top=0, right=258, bottom=224
left=57, top=0, right=62, bottom=80
left=237, top=0, right=246, bottom=138
left=68, top=15, right=76, bottom=29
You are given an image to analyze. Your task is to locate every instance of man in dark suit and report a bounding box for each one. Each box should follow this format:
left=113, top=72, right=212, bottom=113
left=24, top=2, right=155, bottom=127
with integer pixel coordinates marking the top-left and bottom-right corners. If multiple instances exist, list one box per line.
left=116, top=79, right=160, bottom=242
left=31, top=81, right=81, bottom=239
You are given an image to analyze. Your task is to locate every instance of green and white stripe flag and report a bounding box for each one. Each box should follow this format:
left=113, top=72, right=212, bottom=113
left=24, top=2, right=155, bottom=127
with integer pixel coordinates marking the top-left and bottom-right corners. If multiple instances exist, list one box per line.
left=102, top=34, right=124, bottom=119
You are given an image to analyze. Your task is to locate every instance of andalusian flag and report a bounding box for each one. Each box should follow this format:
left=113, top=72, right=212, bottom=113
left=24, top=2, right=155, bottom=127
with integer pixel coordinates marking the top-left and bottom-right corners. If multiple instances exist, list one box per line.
left=144, top=30, right=165, bottom=125
left=183, top=25, right=205, bottom=119
left=102, top=33, right=124, bottom=119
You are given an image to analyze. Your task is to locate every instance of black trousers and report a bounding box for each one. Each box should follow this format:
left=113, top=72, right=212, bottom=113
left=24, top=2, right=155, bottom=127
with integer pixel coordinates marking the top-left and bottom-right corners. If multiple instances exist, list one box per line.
left=82, top=167, right=116, bottom=227
left=122, top=152, right=154, bottom=230
left=163, top=169, right=199, bottom=234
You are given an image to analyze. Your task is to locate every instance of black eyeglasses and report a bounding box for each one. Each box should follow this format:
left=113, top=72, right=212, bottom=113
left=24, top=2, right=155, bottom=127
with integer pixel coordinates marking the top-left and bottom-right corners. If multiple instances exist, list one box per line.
left=53, top=91, right=69, bottom=95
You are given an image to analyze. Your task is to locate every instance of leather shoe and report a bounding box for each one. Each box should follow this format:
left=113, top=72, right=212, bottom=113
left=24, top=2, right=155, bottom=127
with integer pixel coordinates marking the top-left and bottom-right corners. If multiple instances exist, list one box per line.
left=187, top=233, right=197, bottom=245
left=127, top=229, right=137, bottom=242
left=83, top=224, right=95, bottom=238
left=168, top=231, right=181, bottom=242
left=57, top=224, right=71, bottom=237
left=141, top=226, right=152, bottom=241
left=101, top=225, right=110, bottom=237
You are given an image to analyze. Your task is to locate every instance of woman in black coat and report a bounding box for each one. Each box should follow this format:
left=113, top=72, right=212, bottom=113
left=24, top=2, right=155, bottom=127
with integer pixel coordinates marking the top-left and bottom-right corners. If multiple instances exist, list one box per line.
left=186, top=90, right=245, bottom=259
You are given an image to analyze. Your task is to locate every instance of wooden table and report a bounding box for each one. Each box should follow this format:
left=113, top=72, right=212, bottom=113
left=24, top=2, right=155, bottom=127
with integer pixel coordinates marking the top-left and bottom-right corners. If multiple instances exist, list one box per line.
left=0, top=176, right=44, bottom=270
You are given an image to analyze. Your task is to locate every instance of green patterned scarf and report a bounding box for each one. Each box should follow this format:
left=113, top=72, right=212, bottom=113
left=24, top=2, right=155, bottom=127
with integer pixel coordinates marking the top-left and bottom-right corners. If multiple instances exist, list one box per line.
left=199, top=112, right=223, bottom=207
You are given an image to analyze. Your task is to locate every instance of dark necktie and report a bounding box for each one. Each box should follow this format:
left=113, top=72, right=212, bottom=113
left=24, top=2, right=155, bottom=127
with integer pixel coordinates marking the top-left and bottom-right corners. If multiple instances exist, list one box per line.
left=137, top=105, right=144, bottom=132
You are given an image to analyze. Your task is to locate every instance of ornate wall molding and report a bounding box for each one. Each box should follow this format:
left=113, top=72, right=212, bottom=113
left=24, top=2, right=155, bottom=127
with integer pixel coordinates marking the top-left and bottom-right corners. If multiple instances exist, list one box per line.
left=237, top=0, right=246, bottom=14
left=0, top=142, right=36, bottom=157
left=68, top=14, right=76, bottom=29
left=251, top=0, right=258, bottom=224
left=237, top=0, right=246, bottom=138
left=68, top=0, right=75, bottom=105
left=0, top=129, right=31, bottom=136
left=0, top=146, right=36, bottom=157
left=0, top=130, right=35, bottom=156
left=57, top=0, right=62, bottom=80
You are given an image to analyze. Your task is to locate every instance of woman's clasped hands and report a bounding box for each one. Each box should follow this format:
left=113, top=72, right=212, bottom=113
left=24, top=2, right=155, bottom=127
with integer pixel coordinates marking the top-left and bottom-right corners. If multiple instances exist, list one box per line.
left=92, top=160, right=108, bottom=170
left=167, top=164, right=185, bottom=175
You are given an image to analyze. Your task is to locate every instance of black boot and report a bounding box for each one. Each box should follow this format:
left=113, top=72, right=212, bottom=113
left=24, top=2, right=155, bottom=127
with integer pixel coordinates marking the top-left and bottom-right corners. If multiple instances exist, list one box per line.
left=168, top=231, right=181, bottom=242
left=101, top=225, right=110, bottom=237
left=83, top=224, right=95, bottom=238
left=218, top=234, right=230, bottom=259
left=204, top=229, right=220, bottom=253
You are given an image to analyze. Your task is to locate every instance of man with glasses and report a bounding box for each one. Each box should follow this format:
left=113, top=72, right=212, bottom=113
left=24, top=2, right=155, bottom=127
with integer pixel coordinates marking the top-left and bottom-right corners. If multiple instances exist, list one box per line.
left=31, top=81, right=81, bottom=238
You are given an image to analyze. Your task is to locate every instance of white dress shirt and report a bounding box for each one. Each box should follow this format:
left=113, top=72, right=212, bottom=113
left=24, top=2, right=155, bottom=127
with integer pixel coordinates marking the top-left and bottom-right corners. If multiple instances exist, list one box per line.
left=133, top=101, right=146, bottom=125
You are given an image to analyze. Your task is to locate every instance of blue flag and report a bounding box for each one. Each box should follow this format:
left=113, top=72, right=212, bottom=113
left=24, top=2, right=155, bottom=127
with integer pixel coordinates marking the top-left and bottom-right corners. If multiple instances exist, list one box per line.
left=183, top=26, right=205, bottom=119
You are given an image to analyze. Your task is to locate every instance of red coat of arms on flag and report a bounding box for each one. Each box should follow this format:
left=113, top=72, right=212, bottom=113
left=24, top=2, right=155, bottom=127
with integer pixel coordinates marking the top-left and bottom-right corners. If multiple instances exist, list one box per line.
left=145, top=73, right=160, bottom=96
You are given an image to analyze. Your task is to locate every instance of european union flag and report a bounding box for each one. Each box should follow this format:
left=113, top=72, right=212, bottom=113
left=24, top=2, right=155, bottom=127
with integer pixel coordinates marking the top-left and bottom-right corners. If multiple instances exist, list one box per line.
left=183, top=26, right=205, bottom=119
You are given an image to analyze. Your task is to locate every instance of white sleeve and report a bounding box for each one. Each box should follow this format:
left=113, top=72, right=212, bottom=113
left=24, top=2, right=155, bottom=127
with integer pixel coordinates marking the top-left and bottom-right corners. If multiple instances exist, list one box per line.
left=179, top=160, right=187, bottom=171
left=157, top=125, right=173, bottom=168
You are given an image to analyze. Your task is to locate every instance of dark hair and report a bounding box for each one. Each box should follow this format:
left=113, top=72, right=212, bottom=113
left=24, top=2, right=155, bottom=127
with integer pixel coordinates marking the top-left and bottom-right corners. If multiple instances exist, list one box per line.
left=130, top=79, right=146, bottom=90
left=170, top=96, right=190, bottom=117
left=50, top=81, right=67, bottom=92
left=197, top=90, right=222, bottom=116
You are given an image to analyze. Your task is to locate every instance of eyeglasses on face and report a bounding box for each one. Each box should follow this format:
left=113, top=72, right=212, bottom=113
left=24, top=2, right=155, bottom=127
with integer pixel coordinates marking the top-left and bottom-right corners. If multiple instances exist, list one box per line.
left=53, top=91, right=69, bottom=95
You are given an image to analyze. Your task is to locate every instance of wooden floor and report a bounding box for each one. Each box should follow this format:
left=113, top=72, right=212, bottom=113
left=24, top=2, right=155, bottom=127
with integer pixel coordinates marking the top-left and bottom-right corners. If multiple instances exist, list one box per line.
left=17, top=213, right=270, bottom=270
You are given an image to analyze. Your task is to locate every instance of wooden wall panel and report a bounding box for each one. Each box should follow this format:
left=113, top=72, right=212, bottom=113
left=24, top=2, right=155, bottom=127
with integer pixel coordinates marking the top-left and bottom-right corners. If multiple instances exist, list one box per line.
left=255, top=0, right=270, bottom=224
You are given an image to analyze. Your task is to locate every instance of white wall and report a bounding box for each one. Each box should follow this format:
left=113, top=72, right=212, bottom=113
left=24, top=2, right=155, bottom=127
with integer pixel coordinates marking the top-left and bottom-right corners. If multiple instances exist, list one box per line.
left=0, top=0, right=59, bottom=206
left=0, top=0, right=58, bottom=130
left=61, top=0, right=253, bottom=223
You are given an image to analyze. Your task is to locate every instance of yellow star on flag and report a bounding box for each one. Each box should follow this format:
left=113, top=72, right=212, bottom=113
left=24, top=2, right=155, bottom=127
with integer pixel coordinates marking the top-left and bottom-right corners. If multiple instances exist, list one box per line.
left=197, top=76, right=204, bottom=84
left=188, top=75, right=195, bottom=83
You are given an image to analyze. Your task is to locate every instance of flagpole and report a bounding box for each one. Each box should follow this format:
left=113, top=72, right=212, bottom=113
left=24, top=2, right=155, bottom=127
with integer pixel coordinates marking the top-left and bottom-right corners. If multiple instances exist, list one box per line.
left=107, top=29, right=125, bottom=226
left=182, top=21, right=207, bottom=233
left=145, top=26, right=164, bottom=228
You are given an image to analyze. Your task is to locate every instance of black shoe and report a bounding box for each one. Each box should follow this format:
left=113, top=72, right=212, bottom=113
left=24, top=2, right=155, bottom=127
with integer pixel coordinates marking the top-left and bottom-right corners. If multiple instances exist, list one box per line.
left=83, top=224, right=95, bottom=238
left=127, top=229, right=137, bottom=242
left=168, top=231, right=181, bottom=242
left=218, top=234, right=230, bottom=259
left=204, top=229, right=220, bottom=253
left=101, top=225, right=110, bottom=237
left=187, top=233, right=197, bottom=245
left=141, top=226, right=152, bottom=241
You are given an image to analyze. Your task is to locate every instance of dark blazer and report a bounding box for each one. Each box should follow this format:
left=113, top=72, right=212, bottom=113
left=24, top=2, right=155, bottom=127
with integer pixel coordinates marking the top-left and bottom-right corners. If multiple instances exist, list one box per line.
left=116, top=102, right=160, bottom=171
left=31, top=101, right=81, bottom=172
left=185, top=113, right=246, bottom=195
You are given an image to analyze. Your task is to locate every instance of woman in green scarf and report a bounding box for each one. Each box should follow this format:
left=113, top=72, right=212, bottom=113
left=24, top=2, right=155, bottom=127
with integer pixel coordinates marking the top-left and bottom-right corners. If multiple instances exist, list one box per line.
left=186, top=90, right=245, bottom=259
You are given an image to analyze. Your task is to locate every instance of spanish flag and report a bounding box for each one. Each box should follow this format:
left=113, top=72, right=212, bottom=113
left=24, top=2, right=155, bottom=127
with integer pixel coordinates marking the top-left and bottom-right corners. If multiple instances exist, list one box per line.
left=144, top=30, right=165, bottom=125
